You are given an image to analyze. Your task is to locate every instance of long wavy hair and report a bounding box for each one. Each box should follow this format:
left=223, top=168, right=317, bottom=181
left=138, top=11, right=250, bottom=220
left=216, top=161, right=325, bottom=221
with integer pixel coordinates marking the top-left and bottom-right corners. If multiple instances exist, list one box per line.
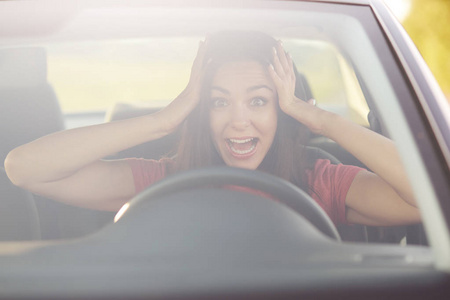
left=172, top=31, right=313, bottom=190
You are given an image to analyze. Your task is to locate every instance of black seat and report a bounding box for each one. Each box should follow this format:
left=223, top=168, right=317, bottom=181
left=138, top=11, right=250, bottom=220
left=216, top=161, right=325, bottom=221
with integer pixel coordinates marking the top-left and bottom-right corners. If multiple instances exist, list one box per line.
left=0, top=47, right=66, bottom=239
left=0, top=167, right=40, bottom=241
left=0, top=47, right=65, bottom=163
left=0, top=47, right=114, bottom=240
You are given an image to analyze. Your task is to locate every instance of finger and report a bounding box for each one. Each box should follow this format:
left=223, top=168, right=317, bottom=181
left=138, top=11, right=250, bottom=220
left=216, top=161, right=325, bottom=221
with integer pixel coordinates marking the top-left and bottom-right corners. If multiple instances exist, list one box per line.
left=268, top=63, right=284, bottom=90
left=199, top=39, right=210, bottom=69
left=191, top=40, right=207, bottom=74
left=307, top=98, right=317, bottom=106
left=276, top=41, right=290, bottom=73
left=272, top=47, right=286, bottom=79
left=185, top=42, right=205, bottom=89
left=194, top=40, right=205, bottom=61
left=286, top=53, right=295, bottom=78
left=285, top=52, right=296, bottom=85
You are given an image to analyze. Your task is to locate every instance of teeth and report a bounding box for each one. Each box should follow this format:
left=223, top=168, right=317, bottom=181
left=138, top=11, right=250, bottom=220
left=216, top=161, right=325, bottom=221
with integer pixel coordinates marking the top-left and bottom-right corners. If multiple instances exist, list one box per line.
left=227, top=138, right=257, bottom=155
left=229, top=138, right=254, bottom=144
left=230, top=143, right=256, bottom=155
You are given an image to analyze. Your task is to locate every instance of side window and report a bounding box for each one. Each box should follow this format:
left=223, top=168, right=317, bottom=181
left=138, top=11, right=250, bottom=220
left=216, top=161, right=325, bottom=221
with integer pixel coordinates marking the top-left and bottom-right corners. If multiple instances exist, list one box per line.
left=286, top=40, right=369, bottom=126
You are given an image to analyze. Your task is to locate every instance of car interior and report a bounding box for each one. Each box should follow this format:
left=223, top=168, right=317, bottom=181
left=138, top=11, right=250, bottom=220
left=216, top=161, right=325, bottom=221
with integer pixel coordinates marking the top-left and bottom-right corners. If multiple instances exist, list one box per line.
left=0, top=43, right=427, bottom=245
left=1, top=1, right=449, bottom=298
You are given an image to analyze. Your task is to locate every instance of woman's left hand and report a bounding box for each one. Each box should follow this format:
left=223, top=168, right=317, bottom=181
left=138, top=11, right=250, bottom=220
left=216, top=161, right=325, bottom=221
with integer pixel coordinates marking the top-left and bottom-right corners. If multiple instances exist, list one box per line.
left=268, top=41, right=332, bottom=136
left=268, top=42, right=419, bottom=224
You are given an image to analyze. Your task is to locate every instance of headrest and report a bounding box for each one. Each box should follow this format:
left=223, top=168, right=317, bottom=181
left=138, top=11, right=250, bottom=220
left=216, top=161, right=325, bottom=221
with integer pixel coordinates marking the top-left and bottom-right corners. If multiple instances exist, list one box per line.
left=0, top=47, right=47, bottom=88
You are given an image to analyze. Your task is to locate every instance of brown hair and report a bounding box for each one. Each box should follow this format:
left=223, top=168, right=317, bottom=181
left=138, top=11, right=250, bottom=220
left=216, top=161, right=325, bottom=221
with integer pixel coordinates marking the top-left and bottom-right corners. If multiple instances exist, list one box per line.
left=172, top=31, right=312, bottom=190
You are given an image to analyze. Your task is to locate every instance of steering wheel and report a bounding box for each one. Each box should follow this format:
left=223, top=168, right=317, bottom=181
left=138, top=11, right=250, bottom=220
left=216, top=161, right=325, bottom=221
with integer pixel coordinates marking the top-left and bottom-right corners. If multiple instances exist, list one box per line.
left=122, top=167, right=340, bottom=241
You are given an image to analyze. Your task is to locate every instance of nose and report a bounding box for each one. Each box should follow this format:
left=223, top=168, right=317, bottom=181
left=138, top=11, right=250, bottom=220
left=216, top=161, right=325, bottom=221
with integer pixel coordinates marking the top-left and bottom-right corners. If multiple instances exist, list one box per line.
left=230, top=103, right=250, bottom=130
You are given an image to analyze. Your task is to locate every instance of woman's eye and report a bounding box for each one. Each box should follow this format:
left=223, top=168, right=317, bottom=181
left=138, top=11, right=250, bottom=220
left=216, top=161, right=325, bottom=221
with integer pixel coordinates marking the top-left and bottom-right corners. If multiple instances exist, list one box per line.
left=211, top=98, right=228, bottom=108
left=250, top=97, right=267, bottom=106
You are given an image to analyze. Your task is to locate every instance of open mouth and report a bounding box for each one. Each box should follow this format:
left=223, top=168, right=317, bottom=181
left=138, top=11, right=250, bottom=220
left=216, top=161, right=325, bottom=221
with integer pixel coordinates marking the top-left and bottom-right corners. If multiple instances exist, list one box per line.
left=226, top=137, right=259, bottom=156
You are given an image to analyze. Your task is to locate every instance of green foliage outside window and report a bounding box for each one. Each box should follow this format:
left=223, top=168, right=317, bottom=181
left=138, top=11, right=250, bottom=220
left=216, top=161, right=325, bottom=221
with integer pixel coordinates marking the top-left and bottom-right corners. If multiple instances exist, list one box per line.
left=402, top=0, right=450, bottom=101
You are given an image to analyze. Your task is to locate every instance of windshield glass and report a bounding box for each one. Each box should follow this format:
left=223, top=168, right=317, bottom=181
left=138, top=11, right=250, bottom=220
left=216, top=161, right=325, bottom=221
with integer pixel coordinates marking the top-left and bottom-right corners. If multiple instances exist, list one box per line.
left=0, top=1, right=426, bottom=246
left=14, top=4, right=376, bottom=128
left=45, top=37, right=369, bottom=126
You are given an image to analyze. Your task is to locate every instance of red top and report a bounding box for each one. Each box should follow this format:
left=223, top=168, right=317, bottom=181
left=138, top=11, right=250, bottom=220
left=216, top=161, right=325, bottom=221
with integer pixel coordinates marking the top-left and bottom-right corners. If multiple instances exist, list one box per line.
left=126, top=158, right=363, bottom=225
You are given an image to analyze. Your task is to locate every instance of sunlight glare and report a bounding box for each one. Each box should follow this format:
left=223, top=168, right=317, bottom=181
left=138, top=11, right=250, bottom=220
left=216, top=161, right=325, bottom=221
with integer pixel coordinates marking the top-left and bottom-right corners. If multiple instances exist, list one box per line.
left=383, top=0, right=412, bottom=21
left=114, top=203, right=130, bottom=223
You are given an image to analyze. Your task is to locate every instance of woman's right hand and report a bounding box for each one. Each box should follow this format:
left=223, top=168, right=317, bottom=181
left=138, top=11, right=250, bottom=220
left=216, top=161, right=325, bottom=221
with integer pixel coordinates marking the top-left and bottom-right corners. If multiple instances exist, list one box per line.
left=159, top=39, right=209, bottom=133
left=4, top=39, right=210, bottom=211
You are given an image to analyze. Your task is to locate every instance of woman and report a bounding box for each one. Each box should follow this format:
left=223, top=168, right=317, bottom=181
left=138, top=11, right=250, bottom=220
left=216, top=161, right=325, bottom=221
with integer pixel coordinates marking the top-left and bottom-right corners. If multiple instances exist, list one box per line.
left=4, top=31, right=420, bottom=226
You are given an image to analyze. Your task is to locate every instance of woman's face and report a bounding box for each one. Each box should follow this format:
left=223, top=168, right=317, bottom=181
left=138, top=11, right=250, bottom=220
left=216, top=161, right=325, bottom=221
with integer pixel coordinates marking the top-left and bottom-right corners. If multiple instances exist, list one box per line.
left=209, top=60, right=278, bottom=170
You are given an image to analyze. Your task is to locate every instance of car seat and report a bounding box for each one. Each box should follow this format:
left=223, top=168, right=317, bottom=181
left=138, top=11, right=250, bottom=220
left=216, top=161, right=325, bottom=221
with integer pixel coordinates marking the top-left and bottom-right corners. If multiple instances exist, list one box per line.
left=0, top=47, right=114, bottom=240
left=0, top=167, right=40, bottom=241
left=0, top=47, right=65, bottom=239
left=0, top=47, right=65, bottom=163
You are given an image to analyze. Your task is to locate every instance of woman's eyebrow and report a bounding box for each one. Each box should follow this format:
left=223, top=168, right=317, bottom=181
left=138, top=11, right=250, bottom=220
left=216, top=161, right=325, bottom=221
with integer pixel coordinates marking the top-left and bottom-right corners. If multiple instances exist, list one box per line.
left=247, top=85, right=274, bottom=93
left=210, top=86, right=229, bottom=94
left=211, top=85, right=274, bottom=94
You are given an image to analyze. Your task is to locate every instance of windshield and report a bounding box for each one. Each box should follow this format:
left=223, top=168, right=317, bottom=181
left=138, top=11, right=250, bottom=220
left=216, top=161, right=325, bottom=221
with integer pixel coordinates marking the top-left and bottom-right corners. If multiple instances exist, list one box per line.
left=0, top=0, right=428, bottom=248
left=4, top=4, right=380, bottom=128
left=4, top=1, right=449, bottom=298
left=45, top=38, right=369, bottom=125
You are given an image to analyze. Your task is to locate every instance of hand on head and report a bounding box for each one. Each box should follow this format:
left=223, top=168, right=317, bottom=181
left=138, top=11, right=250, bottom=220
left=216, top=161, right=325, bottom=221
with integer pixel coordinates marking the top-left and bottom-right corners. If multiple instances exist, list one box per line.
left=183, top=39, right=209, bottom=102
left=268, top=40, right=330, bottom=136
left=160, top=39, right=211, bottom=132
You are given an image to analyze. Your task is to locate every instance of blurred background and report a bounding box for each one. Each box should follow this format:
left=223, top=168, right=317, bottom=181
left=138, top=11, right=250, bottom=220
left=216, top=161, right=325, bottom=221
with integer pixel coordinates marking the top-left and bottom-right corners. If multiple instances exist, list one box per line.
left=42, top=0, right=450, bottom=113
left=384, top=0, right=450, bottom=102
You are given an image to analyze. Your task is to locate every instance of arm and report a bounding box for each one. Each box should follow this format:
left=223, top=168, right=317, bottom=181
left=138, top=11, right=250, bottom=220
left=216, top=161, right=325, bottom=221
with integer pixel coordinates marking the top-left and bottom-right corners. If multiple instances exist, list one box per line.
left=4, top=40, right=208, bottom=212
left=322, top=115, right=420, bottom=225
left=4, top=114, right=173, bottom=211
left=269, top=41, right=420, bottom=226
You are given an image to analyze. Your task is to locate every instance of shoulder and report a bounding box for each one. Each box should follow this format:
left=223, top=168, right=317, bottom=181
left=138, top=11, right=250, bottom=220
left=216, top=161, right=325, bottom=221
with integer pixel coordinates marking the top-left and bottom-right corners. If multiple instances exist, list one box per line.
left=306, top=159, right=362, bottom=184
left=126, top=157, right=175, bottom=194
left=306, top=159, right=364, bottom=224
